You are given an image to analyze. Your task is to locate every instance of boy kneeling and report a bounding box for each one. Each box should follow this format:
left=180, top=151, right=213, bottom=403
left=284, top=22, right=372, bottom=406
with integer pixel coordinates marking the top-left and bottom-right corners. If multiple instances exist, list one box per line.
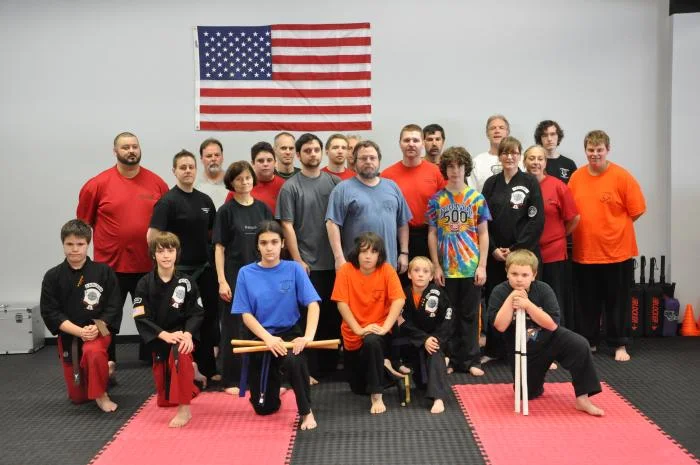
left=490, top=250, right=603, bottom=416
left=133, top=232, right=203, bottom=427
left=40, top=219, right=121, bottom=412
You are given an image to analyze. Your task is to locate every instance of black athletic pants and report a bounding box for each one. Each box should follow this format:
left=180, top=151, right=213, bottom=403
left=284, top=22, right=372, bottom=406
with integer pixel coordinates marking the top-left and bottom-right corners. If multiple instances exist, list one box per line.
left=344, top=333, right=389, bottom=395
left=507, top=326, right=601, bottom=399
left=445, top=277, right=481, bottom=370
left=306, top=270, right=339, bottom=377
left=191, top=266, right=219, bottom=378
left=115, top=272, right=147, bottom=363
left=541, top=259, right=574, bottom=330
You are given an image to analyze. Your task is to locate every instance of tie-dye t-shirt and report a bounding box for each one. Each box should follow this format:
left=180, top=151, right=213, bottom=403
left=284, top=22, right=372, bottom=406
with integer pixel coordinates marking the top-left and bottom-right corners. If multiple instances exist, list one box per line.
left=427, top=187, right=491, bottom=278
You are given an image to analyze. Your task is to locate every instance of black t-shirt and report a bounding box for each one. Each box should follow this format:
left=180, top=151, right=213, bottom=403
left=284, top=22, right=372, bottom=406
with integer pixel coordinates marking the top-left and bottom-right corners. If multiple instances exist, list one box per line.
left=487, top=279, right=560, bottom=354
left=212, top=198, right=273, bottom=280
left=545, top=155, right=577, bottom=184
left=150, top=186, right=216, bottom=266
left=481, top=170, right=545, bottom=254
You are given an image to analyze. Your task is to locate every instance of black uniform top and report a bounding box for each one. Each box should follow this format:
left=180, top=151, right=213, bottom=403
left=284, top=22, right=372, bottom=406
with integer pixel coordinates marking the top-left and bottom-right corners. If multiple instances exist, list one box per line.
left=150, top=186, right=216, bottom=267
left=481, top=170, right=544, bottom=255
left=212, top=198, right=273, bottom=281
left=400, top=283, right=455, bottom=347
left=40, top=257, right=122, bottom=338
left=545, top=155, right=577, bottom=184
left=133, top=270, right=204, bottom=357
left=487, top=280, right=560, bottom=354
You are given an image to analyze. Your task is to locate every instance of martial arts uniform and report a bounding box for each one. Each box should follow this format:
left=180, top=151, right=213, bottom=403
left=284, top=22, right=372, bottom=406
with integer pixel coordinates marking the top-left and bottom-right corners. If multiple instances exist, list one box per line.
left=133, top=271, right=204, bottom=407
left=150, top=185, right=218, bottom=378
left=399, top=283, right=454, bottom=400
left=488, top=280, right=601, bottom=399
left=233, top=260, right=320, bottom=416
left=482, top=170, right=544, bottom=359
left=40, top=258, right=122, bottom=404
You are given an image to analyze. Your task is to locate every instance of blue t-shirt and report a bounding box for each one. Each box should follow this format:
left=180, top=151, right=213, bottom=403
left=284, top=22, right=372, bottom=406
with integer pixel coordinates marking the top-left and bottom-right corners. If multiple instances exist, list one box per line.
left=325, top=177, right=412, bottom=267
left=232, top=260, right=321, bottom=334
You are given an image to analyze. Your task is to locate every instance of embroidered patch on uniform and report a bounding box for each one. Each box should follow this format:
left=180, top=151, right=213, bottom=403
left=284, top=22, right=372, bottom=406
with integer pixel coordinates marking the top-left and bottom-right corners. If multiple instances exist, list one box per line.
left=83, top=283, right=103, bottom=310
left=197, top=297, right=203, bottom=307
left=559, top=167, right=570, bottom=179
left=279, top=279, right=293, bottom=293
left=132, top=305, right=145, bottom=317
left=445, top=307, right=453, bottom=320
left=528, top=206, right=537, bottom=218
left=425, top=295, right=439, bottom=318
left=510, top=190, right=526, bottom=209
left=171, top=285, right=186, bottom=309
left=490, top=164, right=503, bottom=175
left=201, top=207, right=211, bottom=214
left=178, top=278, right=192, bottom=291
left=133, top=297, right=143, bottom=305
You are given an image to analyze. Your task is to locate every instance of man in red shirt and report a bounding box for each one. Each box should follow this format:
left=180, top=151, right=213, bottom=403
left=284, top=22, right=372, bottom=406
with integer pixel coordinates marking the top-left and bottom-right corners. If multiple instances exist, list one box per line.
left=77, top=132, right=168, bottom=370
left=382, top=124, right=446, bottom=272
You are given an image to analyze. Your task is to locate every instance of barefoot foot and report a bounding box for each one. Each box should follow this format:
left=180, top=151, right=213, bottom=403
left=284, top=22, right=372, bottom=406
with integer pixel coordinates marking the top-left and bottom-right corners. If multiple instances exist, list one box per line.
left=224, top=386, right=240, bottom=396
left=169, top=405, right=192, bottom=428
left=479, top=334, right=486, bottom=348
left=210, top=374, right=222, bottom=382
left=480, top=355, right=496, bottom=365
left=590, top=345, right=597, bottom=353
left=614, top=346, right=630, bottom=362
left=383, top=359, right=403, bottom=379
left=430, top=399, right=445, bottom=414
left=469, top=366, right=485, bottom=377
left=95, top=393, right=118, bottom=412
left=309, top=376, right=319, bottom=386
left=370, top=393, right=386, bottom=414
left=192, top=362, right=207, bottom=389
left=549, top=362, right=558, bottom=370
left=576, top=395, right=604, bottom=416
left=300, top=410, right=317, bottom=430
left=445, top=357, right=454, bottom=374
left=398, top=365, right=411, bottom=375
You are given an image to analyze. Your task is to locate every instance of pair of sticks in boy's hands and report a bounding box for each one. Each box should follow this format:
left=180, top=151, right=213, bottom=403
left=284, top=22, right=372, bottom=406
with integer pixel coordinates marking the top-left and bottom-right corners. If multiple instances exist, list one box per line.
left=232, top=338, right=341, bottom=356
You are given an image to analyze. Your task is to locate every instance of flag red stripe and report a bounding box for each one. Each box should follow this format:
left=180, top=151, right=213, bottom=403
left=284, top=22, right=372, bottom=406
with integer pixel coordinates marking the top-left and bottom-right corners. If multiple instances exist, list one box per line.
left=271, top=23, right=370, bottom=31
left=272, top=54, right=371, bottom=64
left=200, top=88, right=371, bottom=98
left=273, top=71, right=371, bottom=81
left=200, top=121, right=372, bottom=131
left=271, top=37, right=371, bottom=47
left=200, top=105, right=371, bottom=115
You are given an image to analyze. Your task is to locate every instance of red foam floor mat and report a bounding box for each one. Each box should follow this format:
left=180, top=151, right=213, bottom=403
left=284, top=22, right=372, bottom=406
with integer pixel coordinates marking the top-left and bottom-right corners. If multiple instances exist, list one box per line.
left=453, top=382, right=699, bottom=465
left=90, top=391, right=298, bottom=465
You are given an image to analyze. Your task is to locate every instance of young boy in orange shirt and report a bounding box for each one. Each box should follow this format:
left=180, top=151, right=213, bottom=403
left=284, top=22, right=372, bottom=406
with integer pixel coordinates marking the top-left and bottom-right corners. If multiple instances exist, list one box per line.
left=332, top=232, right=406, bottom=414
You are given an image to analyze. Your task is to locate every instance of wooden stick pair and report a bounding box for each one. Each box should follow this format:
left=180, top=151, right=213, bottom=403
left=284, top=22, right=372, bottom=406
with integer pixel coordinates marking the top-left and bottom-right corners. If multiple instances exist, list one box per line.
left=514, top=309, right=529, bottom=415
left=231, top=339, right=341, bottom=354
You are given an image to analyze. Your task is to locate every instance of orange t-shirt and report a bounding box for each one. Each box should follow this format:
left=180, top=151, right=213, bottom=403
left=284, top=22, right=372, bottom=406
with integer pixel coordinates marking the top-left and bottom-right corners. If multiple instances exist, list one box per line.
left=568, top=162, right=646, bottom=264
left=382, top=160, right=446, bottom=227
left=331, top=262, right=405, bottom=350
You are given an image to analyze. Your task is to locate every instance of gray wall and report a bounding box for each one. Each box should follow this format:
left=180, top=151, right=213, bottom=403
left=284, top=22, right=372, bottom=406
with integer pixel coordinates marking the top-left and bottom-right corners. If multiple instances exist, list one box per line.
left=1, top=0, right=689, bottom=336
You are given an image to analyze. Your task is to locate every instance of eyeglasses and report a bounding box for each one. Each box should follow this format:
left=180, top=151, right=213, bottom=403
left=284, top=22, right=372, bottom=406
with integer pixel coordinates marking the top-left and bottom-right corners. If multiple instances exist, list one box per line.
left=500, top=152, right=520, bottom=158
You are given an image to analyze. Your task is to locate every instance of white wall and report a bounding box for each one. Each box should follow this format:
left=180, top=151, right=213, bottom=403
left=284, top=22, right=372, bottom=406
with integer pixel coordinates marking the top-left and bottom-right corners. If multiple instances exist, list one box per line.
left=0, top=0, right=681, bottom=335
left=670, top=12, right=700, bottom=319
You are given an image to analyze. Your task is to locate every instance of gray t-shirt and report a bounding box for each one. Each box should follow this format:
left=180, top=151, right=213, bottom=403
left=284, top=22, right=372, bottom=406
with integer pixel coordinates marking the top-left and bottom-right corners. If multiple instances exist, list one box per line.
left=276, top=171, right=341, bottom=271
left=325, top=177, right=412, bottom=267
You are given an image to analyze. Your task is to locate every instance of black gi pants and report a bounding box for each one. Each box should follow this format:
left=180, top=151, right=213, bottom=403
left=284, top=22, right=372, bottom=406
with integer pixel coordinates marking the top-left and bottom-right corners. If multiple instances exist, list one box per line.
left=344, top=333, right=388, bottom=395
left=307, top=270, right=339, bottom=377
left=220, top=268, right=243, bottom=389
left=445, top=277, right=481, bottom=370
left=116, top=272, right=147, bottom=363
left=192, top=266, right=219, bottom=378
left=508, top=326, right=601, bottom=399
left=247, top=328, right=311, bottom=416
left=399, top=226, right=429, bottom=288
left=573, top=259, right=633, bottom=348
left=415, top=348, right=450, bottom=401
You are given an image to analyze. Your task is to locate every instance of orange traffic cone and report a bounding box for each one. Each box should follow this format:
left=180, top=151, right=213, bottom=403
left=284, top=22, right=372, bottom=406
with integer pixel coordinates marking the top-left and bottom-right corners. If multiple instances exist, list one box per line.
left=680, top=304, right=700, bottom=336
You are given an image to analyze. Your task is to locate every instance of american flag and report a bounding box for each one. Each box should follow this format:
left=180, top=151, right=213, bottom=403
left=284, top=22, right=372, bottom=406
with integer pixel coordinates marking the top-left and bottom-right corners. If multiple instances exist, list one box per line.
left=194, top=23, right=372, bottom=131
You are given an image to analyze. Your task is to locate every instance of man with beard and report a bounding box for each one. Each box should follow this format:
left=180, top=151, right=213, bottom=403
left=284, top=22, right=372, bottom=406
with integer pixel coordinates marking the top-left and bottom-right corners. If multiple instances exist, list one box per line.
left=423, top=124, right=446, bottom=165
left=274, top=132, right=300, bottom=180
left=148, top=150, right=218, bottom=387
left=77, top=132, right=168, bottom=370
left=277, top=133, right=342, bottom=380
left=195, top=138, right=228, bottom=209
left=326, top=140, right=412, bottom=273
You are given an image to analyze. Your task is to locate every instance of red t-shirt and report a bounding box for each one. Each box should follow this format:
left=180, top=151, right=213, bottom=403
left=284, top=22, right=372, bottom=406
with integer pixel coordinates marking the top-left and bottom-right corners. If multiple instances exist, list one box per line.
left=77, top=166, right=168, bottom=273
left=331, top=262, right=405, bottom=350
left=539, top=175, right=578, bottom=263
left=381, top=160, right=446, bottom=227
left=225, top=175, right=286, bottom=213
left=321, top=166, right=356, bottom=180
